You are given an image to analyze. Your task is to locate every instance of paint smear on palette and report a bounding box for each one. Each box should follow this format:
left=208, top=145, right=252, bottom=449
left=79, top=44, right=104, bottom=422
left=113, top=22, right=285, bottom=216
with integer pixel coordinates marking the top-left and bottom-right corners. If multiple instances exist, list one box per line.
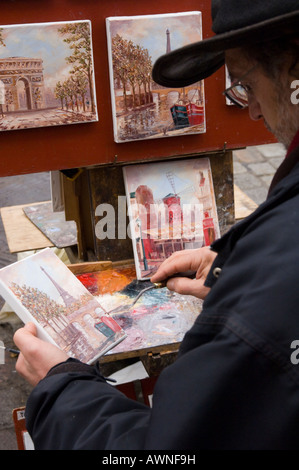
left=76, top=267, right=137, bottom=296
left=76, top=267, right=202, bottom=355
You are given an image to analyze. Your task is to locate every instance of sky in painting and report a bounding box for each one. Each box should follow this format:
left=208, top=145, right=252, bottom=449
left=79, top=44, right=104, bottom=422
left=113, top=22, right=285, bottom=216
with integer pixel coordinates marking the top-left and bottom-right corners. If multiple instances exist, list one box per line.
left=107, top=12, right=202, bottom=64
left=0, top=21, right=83, bottom=88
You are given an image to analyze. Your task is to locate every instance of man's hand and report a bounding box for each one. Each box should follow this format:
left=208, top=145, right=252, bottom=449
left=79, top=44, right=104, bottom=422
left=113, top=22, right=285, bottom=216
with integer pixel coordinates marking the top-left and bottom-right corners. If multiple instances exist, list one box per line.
left=13, top=322, right=69, bottom=387
left=150, top=247, right=217, bottom=300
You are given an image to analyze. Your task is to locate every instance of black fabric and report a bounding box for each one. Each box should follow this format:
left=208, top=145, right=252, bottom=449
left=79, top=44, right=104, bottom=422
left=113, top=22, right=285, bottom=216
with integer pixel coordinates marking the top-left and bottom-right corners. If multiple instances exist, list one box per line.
left=24, top=142, right=299, bottom=449
left=152, top=1, right=299, bottom=87
left=212, top=0, right=299, bottom=33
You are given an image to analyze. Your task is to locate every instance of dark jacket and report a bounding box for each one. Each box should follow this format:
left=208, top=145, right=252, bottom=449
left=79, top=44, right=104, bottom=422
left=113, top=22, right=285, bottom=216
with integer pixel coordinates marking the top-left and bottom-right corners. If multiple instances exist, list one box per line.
left=25, top=137, right=299, bottom=450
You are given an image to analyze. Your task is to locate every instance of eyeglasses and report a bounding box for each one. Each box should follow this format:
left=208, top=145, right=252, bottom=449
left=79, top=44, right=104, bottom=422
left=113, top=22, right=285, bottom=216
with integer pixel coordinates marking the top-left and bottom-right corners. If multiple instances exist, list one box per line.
left=223, top=65, right=257, bottom=109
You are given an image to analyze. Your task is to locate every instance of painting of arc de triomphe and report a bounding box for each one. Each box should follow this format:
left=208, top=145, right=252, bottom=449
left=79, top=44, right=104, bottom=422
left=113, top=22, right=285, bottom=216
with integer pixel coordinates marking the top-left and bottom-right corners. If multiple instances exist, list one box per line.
left=0, top=20, right=98, bottom=131
left=0, top=57, right=45, bottom=111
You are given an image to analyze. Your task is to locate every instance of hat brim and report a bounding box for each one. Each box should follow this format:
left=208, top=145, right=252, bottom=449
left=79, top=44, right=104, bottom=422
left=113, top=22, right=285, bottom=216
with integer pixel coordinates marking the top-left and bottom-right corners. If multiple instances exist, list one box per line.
left=152, top=10, right=299, bottom=87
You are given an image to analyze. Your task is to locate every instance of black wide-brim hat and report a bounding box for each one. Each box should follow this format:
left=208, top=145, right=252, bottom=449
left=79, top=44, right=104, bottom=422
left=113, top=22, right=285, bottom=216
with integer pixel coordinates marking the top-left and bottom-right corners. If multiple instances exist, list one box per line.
left=152, top=1, right=299, bottom=88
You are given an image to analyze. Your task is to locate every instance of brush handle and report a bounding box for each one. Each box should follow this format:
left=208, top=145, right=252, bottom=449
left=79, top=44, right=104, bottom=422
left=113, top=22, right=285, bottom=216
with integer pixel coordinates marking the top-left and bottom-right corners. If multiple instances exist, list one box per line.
left=153, top=270, right=197, bottom=288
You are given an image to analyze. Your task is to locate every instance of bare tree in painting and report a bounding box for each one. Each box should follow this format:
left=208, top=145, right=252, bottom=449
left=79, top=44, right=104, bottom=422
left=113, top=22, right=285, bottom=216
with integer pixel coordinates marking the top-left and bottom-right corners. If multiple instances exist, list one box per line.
left=54, top=81, right=66, bottom=110
left=111, top=34, right=153, bottom=111
left=136, top=47, right=153, bottom=106
left=111, top=34, right=131, bottom=110
left=0, top=28, right=5, bottom=48
left=70, top=73, right=89, bottom=112
left=58, top=22, right=96, bottom=113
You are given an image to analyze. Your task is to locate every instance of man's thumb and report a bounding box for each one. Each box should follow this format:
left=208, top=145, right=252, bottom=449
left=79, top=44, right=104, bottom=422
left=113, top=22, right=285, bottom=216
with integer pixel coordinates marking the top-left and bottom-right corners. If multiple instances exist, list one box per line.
left=13, top=322, right=38, bottom=349
left=24, top=322, right=38, bottom=335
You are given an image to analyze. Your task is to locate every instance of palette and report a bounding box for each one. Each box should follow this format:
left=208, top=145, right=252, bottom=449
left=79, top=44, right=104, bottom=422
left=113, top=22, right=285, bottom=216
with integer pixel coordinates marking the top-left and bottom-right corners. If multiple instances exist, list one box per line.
left=75, top=264, right=202, bottom=360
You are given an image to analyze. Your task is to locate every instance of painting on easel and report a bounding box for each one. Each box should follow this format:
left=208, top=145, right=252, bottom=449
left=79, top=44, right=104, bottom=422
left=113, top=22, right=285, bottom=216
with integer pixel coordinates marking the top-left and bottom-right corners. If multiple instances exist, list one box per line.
left=123, top=157, right=220, bottom=280
left=106, top=11, right=205, bottom=143
left=0, top=20, right=98, bottom=132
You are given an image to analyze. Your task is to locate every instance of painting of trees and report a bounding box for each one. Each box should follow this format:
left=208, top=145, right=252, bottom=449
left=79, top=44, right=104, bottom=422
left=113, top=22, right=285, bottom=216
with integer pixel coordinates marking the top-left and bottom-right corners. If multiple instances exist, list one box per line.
left=0, top=28, right=5, bottom=48
left=58, top=22, right=96, bottom=113
left=9, top=282, right=98, bottom=334
left=10, top=282, right=67, bottom=329
left=111, top=34, right=153, bottom=110
left=106, top=13, right=205, bottom=143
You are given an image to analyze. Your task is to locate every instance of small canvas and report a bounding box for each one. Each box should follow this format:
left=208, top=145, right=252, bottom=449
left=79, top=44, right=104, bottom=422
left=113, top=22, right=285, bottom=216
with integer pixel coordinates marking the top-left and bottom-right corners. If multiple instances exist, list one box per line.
left=0, top=249, right=126, bottom=363
left=123, top=157, right=220, bottom=279
left=0, top=20, right=98, bottom=132
left=106, top=12, right=205, bottom=143
left=23, top=202, right=77, bottom=248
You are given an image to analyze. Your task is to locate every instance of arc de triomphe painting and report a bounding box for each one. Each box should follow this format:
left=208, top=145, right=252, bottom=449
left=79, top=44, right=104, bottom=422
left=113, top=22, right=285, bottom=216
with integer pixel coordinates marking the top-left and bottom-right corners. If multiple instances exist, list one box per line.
left=0, top=20, right=98, bottom=131
left=0, top=57, right=45, bottom=112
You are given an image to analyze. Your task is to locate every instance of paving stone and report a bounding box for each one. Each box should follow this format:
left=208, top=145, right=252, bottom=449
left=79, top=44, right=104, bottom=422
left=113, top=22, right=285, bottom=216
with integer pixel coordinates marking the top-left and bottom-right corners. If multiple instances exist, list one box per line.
left=260, top=175, right=275, bottom=186
left=268, top=156, right=284, bottom=169
left=234, top=172, right=263, bottom=189
left=245, top=187, right=269, bottom=205
left=247, top=161, right=277, bottom=176
left=255, top=143, right=286, bottom=158
left=233, top=147, right=264, bottom=164
left=0, top=428, right=18, bottom=450
left=232, top=161, right=247, bottom=174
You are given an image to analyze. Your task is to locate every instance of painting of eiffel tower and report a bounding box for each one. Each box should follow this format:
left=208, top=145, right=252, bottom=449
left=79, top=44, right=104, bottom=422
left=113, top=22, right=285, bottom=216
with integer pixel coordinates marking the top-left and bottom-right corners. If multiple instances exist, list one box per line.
left=40, top=266, right=76, bottom=307
left=0, top=248, right=126, bottom=363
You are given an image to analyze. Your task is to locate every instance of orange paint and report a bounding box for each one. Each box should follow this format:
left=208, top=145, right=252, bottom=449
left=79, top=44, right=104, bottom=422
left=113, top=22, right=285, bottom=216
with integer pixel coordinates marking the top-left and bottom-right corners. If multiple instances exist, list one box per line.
left=77, top=267, right=136, bottom=295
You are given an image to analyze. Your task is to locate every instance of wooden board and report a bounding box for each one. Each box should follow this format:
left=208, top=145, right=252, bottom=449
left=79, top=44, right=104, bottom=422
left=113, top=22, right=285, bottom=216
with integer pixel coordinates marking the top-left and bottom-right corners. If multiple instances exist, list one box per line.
left=0, top=202, right=54, bottom=253
left=0, top=0, right=275, bottom=177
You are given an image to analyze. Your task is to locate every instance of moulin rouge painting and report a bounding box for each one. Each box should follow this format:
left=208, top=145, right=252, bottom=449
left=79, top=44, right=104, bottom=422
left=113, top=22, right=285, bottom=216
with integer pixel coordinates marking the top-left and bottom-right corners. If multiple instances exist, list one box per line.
left=106, top=12, right=206, bottom=143
left=0, top=20, right=98, bottom=132
left=123, top=157, right=220, bottom=279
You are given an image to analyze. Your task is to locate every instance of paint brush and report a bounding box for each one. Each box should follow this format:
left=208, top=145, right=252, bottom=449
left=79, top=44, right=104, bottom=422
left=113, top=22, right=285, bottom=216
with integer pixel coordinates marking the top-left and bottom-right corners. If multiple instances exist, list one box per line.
left=0, top=345, right=20, bottom=355
left=131, top=270, right=197, bottom=306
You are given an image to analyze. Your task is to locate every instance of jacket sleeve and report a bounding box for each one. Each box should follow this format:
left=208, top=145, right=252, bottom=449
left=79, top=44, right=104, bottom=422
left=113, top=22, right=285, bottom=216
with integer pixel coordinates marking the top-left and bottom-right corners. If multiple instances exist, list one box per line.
left=25, top=312, right=299, bottom=450
left=25, top=358, right=151, bottom=450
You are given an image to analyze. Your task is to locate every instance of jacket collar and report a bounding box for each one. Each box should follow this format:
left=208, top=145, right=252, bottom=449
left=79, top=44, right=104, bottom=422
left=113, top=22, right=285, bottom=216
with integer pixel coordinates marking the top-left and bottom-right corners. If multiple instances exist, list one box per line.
left=268, top=128, right=299, bottom=195
left=205, top=136, right=299, bottom=287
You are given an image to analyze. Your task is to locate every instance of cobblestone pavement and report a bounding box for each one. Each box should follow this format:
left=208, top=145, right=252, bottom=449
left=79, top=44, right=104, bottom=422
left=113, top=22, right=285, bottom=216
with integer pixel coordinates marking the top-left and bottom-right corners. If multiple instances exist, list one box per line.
left=233, top=143, right=285, bottom=205
left=0, top=142, right=287, bottom=449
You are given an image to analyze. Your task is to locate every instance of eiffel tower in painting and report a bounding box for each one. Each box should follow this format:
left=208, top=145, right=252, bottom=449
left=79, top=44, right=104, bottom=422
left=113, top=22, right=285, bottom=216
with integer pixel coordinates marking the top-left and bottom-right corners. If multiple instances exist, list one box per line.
left=40, top=266, right=76, bottom=307
left=166, top=29, right=171, bottom=53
